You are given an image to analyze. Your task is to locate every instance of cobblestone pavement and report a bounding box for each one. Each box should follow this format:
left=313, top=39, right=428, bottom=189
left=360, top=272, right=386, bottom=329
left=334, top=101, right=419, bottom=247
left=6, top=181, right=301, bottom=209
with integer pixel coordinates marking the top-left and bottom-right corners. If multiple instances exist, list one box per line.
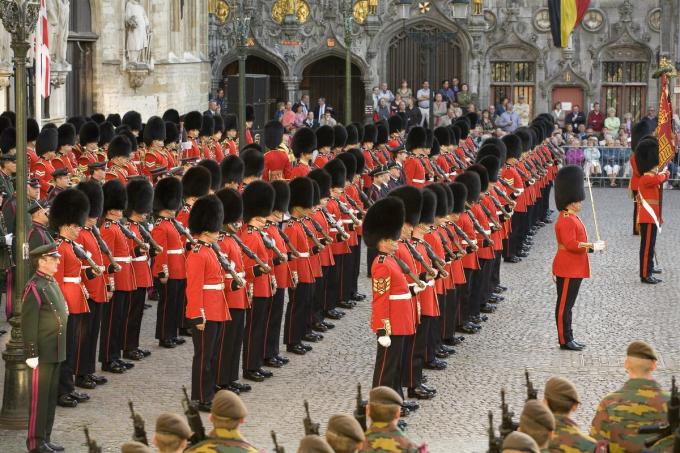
left=0, top=188, right=679, bottom=452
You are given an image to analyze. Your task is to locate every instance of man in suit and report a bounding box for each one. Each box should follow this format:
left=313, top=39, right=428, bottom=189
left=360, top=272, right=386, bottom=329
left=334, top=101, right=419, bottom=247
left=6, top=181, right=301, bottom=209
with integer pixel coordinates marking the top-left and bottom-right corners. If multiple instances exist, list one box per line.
left=313, top=98, right=332, bottom=126
left=565, top=105, right=586, bottom=130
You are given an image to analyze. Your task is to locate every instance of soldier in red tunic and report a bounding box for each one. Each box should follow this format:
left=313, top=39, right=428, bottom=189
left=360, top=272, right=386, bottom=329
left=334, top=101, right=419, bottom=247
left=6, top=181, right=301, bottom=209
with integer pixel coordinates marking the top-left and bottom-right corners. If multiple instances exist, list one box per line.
left=54, top=123, right=77, bottom=177
left=333, top=124, right=348, bottom=156
left=220, top=155, right=245, bottom=191
left=241, top=146, right=265, bottom=186
left=142, top=116, right=168, bottom=178
left=26, top=117, right=40, bottom=168
left=221, top=114, right=239, bottom=157
left=32, top=128, right=58, bottom=200
left=287, top=127, right=315, bottom=179
left=182, top=111, right=203, bottom=161
left=105, top=135, right=132, bottom=184
left=263, top=120, right=291, bottom=181
left=177, top=165, right=212, bottom=228
left=314, top=125, right=334, bottom=169
left=629, top=121, right=654, bottom=236
left=403, top=126, right=428, bottom=188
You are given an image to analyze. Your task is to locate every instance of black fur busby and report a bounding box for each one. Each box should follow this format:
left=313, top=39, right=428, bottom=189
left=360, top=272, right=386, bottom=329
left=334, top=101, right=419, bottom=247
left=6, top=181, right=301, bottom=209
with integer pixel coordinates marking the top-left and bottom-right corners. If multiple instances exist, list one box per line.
left=0, top=117, right=10, bottom=134
left=79, top=121, right=100, bottom=146
left=121, top=111, right=142, bottom=132
left=164, top=121, right=179, bottom=145
left=184, top=111, right=203, bottom=131
left=221, top=155, right=244, bottom=186
left=240, top=148, right=264, bottom=178
left=631, top=121, right=655, bottom=151
left=189, top=195, right=224, bottom=234
left=345, top=124, right=359, bottom=146
left=467, top=164, right=489, bottom=193
left=388, top=115, right=404, bottom=134
left=105, top=113, right=122, bottom=127
left=308, top=168, right=331, bottom=199
left=454, top=119, right=469, bottom=139
left=76, top=179, right=104, bottom=218
left=223, top=114, right=237, bottom=132
left=419, top=189, right=436, bottom=225
left=216, top=188, right=243, bottom=224
left=316, top=125, right=335, bottom=149
left=363, top=197, right=405, bottom=248
left=426, top=183, right=448, bottom=218
left=442, top=183, right=454, bottom=215
left=526, top=127, right=538, bottom=149
left=182, top=165, right=212, bottom=198
left=311, top=180, right=321, bottom=206
left=450, top=124, right=461, bottom=145
left=153, top=176, right=183, bottom=212
left=91, top=113, right=105, bottom=124
left=406, top=126, right=427, bottom=151
left=289, top=177, right=314, bottom=210
left=200, top=114, right=214, bottom=137
left=476, top=142, right=501, bottom=164
left=554, top=166, right=586, bottom=211
left=102, top=179, right=127, bottom=213
left=271, top=180, right=291, bottom=213
left=388, top=185, right=423, bottom=226
left=0, top=127, right=15, bottom=153
left=98, top=122, right=115, bottom=147
left=126, top=178, right=154, bottom=214
left=66, top=117, right=85, bottom=133
left=0, top=111, right=15, bottom=126
left=479, top=155, right=501, bottom=183
left=107, top=135, right=132, bottom=159
left=466, top=112, right=479, bottom=128
left=291, top=127, right=317, bottom=158
left=502, top=134, right=522, bottom=160
left=434, top=127, right=451, bottom=147
left=245, top=105, right=254, bottom=122
left=198, top=159, right=222, bottom=192
left=36, top=128, right=58, bottom=156
left=449, top=182, right=468, bottom=214
left=213, top=115, right=224, bottom=134
left=456, top=171, right=481, bottom=203
left=335, top=152, right=357, bottom=181
left=362, top=123, right=378, bottom=144
left=264, top=120, right=284, bottom=150
left=117, top=129, right=138, bottom=152
left=162, top=109, right=180, bottom=125
left=376, top=122, right=389, bottom=146
left=514, top=128, right=532, bottom=153
left=347, top=148, right=365, bottom=175
left=333, top=125, right=347, bottom=148
left=49, top=189, right=89, bottom=230
left=57, top=123, right=76, bottom=148
left=143, top=116, right=166, bottom=147
left=27, top=118, right=40, bottom=142
left=351, top=122, right=364, bottom=144
left=325, top=157, right=347, bottom=188
left=480, top=137, right=507, bottom=163
left=242, top=180, right=275, bottom=221
left=635, top=138, right=660, bottom=174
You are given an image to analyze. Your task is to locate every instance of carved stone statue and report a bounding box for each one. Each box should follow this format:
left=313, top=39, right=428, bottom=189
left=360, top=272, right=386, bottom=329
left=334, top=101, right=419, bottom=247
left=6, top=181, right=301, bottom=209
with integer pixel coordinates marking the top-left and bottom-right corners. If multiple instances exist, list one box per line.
left=473, top=0, right=483, bottom=15
left=47, top=0, right=70, bottom=68
left=0, top=25, right=11, bottom=67
left=125, top=0, right=150, bottom=65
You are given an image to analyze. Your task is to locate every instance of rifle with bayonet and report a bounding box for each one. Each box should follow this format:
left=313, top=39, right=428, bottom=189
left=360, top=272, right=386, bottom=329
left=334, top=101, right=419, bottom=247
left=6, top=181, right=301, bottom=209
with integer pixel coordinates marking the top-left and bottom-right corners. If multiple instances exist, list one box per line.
left=171, top=218, right=198, bottom=246
left=418, top=236, right=449, bottom=278
left=128, top=400, right=149, bottom=445
left=354, top=383, right=368, bottom=431
left=499, top=388, right=519, bottom=438
left=83, top=426, right=102, bottom=453
left=466, top=207, right=494, bottom=248
left=525, top=369, right=538, bottom=400
left=450, top=222, right=478, bottom=253
left=303, top=400, right=320, bottom=435
left=92, top=225, right=121, bottom=272
left=231, top=232, right=272, bottom=273
left=277, top=226, right=301, bottom=258
left=336, top=198, right=361, bottom=226
left=298, top=218, right=325, bottom=251
left=271, top=431, right=286, bottom=453
left=210, top=242, right=245, bottom=289
left=260, top=229, right=287, bottom=263
left=321, top=207, right=350, bottom=241
left=182, top=386, right=206, bottom=445
left=404, top=239, right=437, bottom=278
left=487, top=411, right=502, bottom=453
left=306, top=215, right=333, bottom=246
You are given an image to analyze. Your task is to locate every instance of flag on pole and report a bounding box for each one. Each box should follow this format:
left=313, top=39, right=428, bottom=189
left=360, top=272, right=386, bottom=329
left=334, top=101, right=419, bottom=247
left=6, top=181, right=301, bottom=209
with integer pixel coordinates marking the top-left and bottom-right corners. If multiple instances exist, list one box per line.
left=548, top=0, right=590, bottom=48
left=35, top=0, right=50, bottom=98
left=654, top=58, right=677, bottom=168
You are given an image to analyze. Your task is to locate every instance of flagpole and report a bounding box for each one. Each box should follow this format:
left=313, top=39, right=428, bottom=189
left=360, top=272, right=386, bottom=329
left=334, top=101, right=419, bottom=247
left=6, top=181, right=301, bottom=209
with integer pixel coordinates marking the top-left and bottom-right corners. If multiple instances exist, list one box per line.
left=586, top=172, right=601, bottom=242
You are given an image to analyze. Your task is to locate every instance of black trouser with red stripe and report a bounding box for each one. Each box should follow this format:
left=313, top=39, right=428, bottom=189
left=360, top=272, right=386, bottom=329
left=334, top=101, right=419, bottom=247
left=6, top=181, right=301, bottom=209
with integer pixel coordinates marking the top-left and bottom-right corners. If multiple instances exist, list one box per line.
left=470, top=259, right=492, bottom=314
left=442, top=287, right=459, bottom=340
left=59, top=313, right=89, bottom=396
left=403, top=318, right=430, bottom=389
left=639, top=223, right=657, bottom=278
left=81, top=299, right=102, bottom=376
left=373, top=334, right=405, bottom=398
left=217, top=309, right=245, bottom=386
left=430, top=295, right=445, bottom=355
left=155, top=278, right=184, bottom=342
left=191, top=320, right=223, bottom=403
left=266, top=288, right=285, bottom=359
left=460, top=268, right=474, bottom=322
left=632, top=191, right=639, bottom=235
left=555, top=277, right=582, bottom=346
left=243, top=296, right=270, bottom=372
left=99, top=290, right=129, bottom=364
left=351, top=240, right=361, bottom=295
left=124, top=287, right=147, bottom=352
left=339, top=251, right=355, bottom=303
left=325, top=257, right=342, bottom=311
left=27, top=362, right=60, bottom=451
left=284, top=282, right=313, bottom=346
left=310, top=270, right=328, bottom=327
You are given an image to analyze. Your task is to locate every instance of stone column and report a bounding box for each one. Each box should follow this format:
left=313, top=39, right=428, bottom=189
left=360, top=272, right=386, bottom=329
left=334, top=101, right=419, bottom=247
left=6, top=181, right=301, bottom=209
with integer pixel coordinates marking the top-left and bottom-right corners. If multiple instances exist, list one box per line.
left=0, top=67, right=11, bottom=111
left=282, top=77, right=300, bottom=103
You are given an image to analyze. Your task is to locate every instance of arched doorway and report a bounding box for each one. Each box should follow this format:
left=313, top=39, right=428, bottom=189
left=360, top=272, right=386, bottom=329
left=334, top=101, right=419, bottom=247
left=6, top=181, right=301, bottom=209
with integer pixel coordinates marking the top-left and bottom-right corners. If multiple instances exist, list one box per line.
left=66, top=0, right=97, bottom=117
left=222, top=55, right=285, bottom=117
left=300, top=56, right=364, bottom=123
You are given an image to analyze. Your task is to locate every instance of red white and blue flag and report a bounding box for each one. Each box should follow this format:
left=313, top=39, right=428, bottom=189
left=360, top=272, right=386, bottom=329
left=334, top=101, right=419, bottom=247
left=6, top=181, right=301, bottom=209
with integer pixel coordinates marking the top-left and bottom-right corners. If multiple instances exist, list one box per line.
left=35, top=0, right=50, bottom=98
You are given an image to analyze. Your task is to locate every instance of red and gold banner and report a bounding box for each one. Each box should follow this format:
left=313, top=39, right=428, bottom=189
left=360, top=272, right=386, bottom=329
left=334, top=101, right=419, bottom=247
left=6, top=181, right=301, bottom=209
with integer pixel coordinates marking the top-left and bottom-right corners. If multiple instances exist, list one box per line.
left=656, top=73, right=676, bottom=168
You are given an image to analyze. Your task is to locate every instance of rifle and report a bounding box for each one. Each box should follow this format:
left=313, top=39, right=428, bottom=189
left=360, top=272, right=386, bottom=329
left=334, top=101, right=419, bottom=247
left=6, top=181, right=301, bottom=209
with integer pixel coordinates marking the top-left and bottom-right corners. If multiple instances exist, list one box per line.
left=303, top=400, right=320, bottom=436
left=450, top=221, right=477, bottom=252
left=493, top=185, right=516, bottom=210
left=336, top=199, right=361, bottom=226
left=488, top=411, right=502, bottom=453
left=128, top=400, right=149, bottom=445
left=260, top=230, right=287, bottom=262
left=305, top=216, right=332, bottom=247
left=392, top=253, right=426, bottom=289
left=404, top=239, right=437, bottom=278
left=118, top=220, right=149, bottom=251
left=344, top=192, right=365, bottom=218
left=440, top=224, right=465, bottom=257
left=478, top=199, right=503, bottom=232
left=499, top=388, right=518, bottom=438
left=210, top=242, right=245, bottom=289
left=271, top=431, right=286, bottom=453
left=321, top=207, right=350, bottom=241
left=181, top=386, right=206, bottom=445
left=525, top=369, right=538, bottom=401
left=466, top=208, right=494, bottom=248
left=640, top=376, right=680, bottom=448
left=488, top=191, right=511, bottom=221
left=418, top=237, right=449, bottom=278
left=277, top=226, right=301, bottom=258
left=354, top=383, right=367, bottom=431
left=92, top=225, right=121, bottom=272
left=71, top=240, right=103, bottom=277
left=355, top=185, right=373, bottom=208
left=170, top=218, right=198, bottom=246
left=83, top=426, right=102, bottom=453
left=499, top=178, right=522, bottom=199
left=436, top=228, right=458, bottom=261
left=137, top=222, right=163, bottom=254
left=231, top=232, right=272, bottom=273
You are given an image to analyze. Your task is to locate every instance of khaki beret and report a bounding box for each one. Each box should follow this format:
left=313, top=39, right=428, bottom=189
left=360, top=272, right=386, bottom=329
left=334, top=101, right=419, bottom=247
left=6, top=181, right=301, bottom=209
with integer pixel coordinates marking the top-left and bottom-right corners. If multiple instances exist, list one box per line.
left=211, top=390, right=247, bottom=420
left=369, top=386, right=403, bottom=406
left=520, top=400, right=555, bottom=432
left=627, top=340, right=658, bottom=361
left=297, top=434, right=335, bottom=453
left=120, top=441, right=152, bottom=453
left=544, top=377, right=580, bottom=405
left=326, top=414, right=365, bottom=442
left=502, top=431, right=540, bottom=453
left=155, top=412, right=192, bottom=439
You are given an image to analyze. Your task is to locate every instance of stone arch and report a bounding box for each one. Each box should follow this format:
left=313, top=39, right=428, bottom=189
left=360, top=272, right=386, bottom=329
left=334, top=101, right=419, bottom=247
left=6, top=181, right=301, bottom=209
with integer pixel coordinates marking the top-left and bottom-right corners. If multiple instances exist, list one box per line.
left=214, top=46, right=290, bottom=83
left=292, top=47, right=369, bottom=82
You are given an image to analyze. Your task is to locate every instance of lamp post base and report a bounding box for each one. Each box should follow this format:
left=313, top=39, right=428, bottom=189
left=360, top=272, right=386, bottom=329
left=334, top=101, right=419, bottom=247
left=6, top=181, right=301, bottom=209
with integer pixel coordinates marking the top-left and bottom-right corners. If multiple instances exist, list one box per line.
left=0, top=314, right=30, bottom=429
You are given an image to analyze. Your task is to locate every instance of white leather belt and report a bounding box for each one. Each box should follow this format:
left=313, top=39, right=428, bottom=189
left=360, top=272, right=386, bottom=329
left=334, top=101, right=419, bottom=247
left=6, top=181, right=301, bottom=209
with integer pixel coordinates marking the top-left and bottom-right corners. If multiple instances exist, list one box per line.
left=389, top=293, right=412, bottom=300
left=340, top=219, right=353, bottom=224
left=203, top=283, right=225, bottom=290
left=426, top=279, right=435, bottom=287
left=330, top=228, right=338, bottom=233
left=516, top=188, right=525, bottom=193
left=167, top=249, right=183, bottom=255
left=484, top=230, right=492, bottom=235
left=63, top=277, right=81, bottom=284
left=297, top=252, right=310, bottom=258
left=226, top=272, right=246, bottom=279
left=114, top=256, right=132, bottom=263
left=412, top=179, right=425, bottom=184
left=132, top=256, right=148, bottom=262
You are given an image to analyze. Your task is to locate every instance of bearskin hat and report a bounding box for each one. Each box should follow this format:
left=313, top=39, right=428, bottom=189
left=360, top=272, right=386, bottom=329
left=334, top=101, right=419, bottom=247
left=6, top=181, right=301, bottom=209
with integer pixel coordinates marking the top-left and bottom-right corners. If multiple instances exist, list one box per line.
left=184, top=111, right=203, bottom=131
left=289, top=177, right=314, bottom=210
left=49, top=189, right=89, bottom=230
left=242, top=180, right=275, bottom=221
left=454, top=119, right=469, bottom=139
left=153, top=176, right=183, bottom=212
left=57, top=123, right=76, bottom=148
left=200, top=113, right=214, bottom=137
left=502, top=134, right=522, bottom=160
left=122, top=111, right=142, bottom=131
left=264, top=120, right=284, bottom=150
left=216, top=188, right=243, bottom=224
left=362, top=123, right=378, bottom=144
left=221, top=155, right=244, bottom=186
left=525, top=127, right=538, bottom=149
left=0, top=111, right=15, bottom=126
left=105, top=113, right=121, bottom=127
left=347, top=148, right=365, bottom=175
left=434, top=127, right=451, bottom=147
left=308, top=168, right=331, bottom=199
left=117, top=128, right=138, bottom=152
left=90, top=113, right=105, bottom=124
left=27, top=118, right=40, bottom=142
left=406, top=126, right=427, bottom=151
left=419, top=189, right=436, bottom=225
left=450, top=124, right=461, bottom=145
left=223, top=114, right=237, bottom=132
left=466, top=112, right=479, bottom=128
left=240, top=148, right=264, bottom=178
left=388, top=115, right=404, bottom=134
left=426, top=183, right=448, bottom=218
left=514, top=128, right=532, bottom=152
left=291, top=127, right=317, bottom=158
left=316, top=125, right=335, bottom=149
left=182, top=165, right=212, bottom=198
left=635, top=138, right=660, bottom=174
left=198, top=159, right=221, bottom=192
left=467, top=164, right=489, bottom=193
left=189, top=195, right=224, bottom=234
left=126, top=178, right=154, bottom=215
left=0, top=117, right=10, bottom=134
left=554, top=166, right=585, bottom=211
left=245, top=105, right=254, bottom=122
left=143, top=116, right=166, bottom=147
left=376, top=122, right=389, bottom=146
left=363, top=197, right=405, bottom=248
left=456, top=171, right=481, bottom=203
left=36, top=128, right=58, bottom=156
left=98, top=122, right=115, bottom=147
left=345, top=124, right=359, bottom=146
left=449, top=182, right=468, bottom=214
left=480, top=137, right=507, bottom=163
left=271, top=180, right=291, bottom=213
left=311, top=180, right=321, bottom=206
left=162, top=109, right=180, bottom=125
left=102, top=179, right=127, bottom=213
left=164, top=121, right=179, bottom=146
left=631, top=121, right=655, bottom=151
left=76, top=179, right=104, bottom=218
left=352, top=122, right=364, bottom=144
left=213, top=114, right=224, bottom=134
left=78, top=121, right=100, bottom=146
left=442, top=183, right=454, bottom=214
left=325, top=157, right=347, bottom=189
left=333, top=125, right=347, bottom=148
left=0, top=127, right=15, bottom=154
left=479, top=155, right=501, bottom=183
left=107, top=135, right=132, bottom=160
left=388, top=185, right=423, bottom=226
left=335, top=152, right=357, bottom=181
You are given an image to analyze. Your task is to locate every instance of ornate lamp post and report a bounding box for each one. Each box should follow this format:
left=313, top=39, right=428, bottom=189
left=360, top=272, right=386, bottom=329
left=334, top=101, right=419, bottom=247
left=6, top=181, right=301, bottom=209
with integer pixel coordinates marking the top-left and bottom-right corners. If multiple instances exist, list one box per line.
left=231, top=1, right=251, bottom=149
left=0, top=0, right=40, bottom=428
left=341, top=0, right=353, bottom=125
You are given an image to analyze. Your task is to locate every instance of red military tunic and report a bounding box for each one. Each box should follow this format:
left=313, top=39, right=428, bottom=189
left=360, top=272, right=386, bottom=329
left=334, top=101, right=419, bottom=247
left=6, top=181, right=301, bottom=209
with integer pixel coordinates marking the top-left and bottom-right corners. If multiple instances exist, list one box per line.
left=78, top=227, right=108, bottom=303
left=185, top=242, right=230, bottom=322
left=313, top=152, right=330, bottom=169
left=31, top=158, right=55, bottom=200
left=404, top=155, right=426, bottom=188
left=370, top=253, right=416, bottom=336
left=239, top=224, right=274, bottom=298
left=552, top=211, right=590, bottom=279
left=283, top=218, right=314, bottom=284
left=456, top=215, right=479, bottom=270
left=412, top=239, right=438, bottom=317
left=312, top=209, right=335, bottom=267
left=263, top=148, right=292, bottom=181
left=151, top=217, right=187, bottom=279
left=469, top=204, right=494, bottom=260
left=636, top=172, right=669, bottom=226
left=218, top=233, right=248, bottom=309
left=222, top=138, right=238, bottom=156
left=395, top=240, right=421, bottom=325
left=176, top=203, right=191, bottom=229
left=285, top=161, right=310, bottom=179
left=100, top=220, right=136, bottom=291
left=55, top=237, right=89, bottom=314
left=327, top=198, right=351, bottom=255
left=127, top=221, right=153, bottom=288
left=629, top=155, right=641, bottom=191
left=105, top=163, right=129, bottom=184
left=264, top=222, right=292, bottom=289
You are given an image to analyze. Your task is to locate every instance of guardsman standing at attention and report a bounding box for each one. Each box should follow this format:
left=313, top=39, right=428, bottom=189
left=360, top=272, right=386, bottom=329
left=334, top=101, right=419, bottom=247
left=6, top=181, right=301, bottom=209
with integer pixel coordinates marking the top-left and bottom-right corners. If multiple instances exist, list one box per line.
left=177, top=165, right=212, bottom=228
left=31, top=127, right=58, bottom=200
left=221, top=114, right=239, bottom=156
left=314, top=125, right=335, bottom=168
left=262, top=120, right=291, bottom=181
left=286, top=127, right=315, bottom=179
left=403, top=126, right=427, bottom=188
left=105, top=135, right=132, bottom=184
left=629, top=121, right=653, bottom=236
left=182, top=111, right=203, bottom=160
left=23, top=243, right=68, bottom=453
left=142, top=116, right=168, bottom=178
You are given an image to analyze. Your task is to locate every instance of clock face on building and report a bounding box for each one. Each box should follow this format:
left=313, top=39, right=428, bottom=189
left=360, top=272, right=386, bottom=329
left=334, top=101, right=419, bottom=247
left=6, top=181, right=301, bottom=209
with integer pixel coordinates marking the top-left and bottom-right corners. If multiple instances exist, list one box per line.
left=533, top=9, right=551, bottom=33
left=582, top=10, right=604, bottom=32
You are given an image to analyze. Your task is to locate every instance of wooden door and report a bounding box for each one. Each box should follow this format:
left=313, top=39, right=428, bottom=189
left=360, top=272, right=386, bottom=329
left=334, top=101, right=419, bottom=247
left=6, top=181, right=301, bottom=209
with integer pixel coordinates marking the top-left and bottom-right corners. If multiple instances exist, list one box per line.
left=552, top=87, right=584, bottom=111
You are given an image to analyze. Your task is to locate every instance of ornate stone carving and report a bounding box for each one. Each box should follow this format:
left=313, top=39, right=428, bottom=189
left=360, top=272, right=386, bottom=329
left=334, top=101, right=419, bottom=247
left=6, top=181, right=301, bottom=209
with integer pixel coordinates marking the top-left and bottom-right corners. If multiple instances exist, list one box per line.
left=50, top=68, right=68, bottom=88
left=127, top=66, right=151, bottom=90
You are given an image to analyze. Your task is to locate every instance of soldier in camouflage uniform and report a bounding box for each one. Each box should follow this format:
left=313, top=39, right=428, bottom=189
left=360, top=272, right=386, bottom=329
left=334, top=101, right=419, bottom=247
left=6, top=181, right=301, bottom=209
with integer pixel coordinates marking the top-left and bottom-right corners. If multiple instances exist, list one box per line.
left=185, top=390, right=259, bottom=452
left=298, top=435, right=334, bottom=453
left=590, top=341, right=669, bottom=453
left=503, top=432, right=541, bottom=453
left=152, top=413, right=192, bottom=453
left=326, top=414, right=366, bottom=453
left=543, top=377, right=598, bottom=453
left=518, top=400, right=555, bottom=453
left=360, top=386, right=425, bottom=453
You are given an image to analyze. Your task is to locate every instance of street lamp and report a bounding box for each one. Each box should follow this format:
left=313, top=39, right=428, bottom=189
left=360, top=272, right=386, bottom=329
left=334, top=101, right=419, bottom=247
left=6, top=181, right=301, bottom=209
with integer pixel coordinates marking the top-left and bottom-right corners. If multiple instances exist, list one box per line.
left=451, top=0, right=470, bottom=19
left=0, top=0, right=40, bottom=428
left=340, top=0, right=353, bottom=125
left=229, top=1, right=251, bottom=149
left=395, top=0, right=411, bottom=20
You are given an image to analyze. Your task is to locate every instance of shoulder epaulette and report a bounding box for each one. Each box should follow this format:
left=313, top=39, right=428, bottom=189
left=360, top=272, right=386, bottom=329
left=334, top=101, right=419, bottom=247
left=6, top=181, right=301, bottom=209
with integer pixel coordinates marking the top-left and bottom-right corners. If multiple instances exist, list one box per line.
left=192, top=243, right=203, bottom=253
left=378, top=255, right=386, bottom=263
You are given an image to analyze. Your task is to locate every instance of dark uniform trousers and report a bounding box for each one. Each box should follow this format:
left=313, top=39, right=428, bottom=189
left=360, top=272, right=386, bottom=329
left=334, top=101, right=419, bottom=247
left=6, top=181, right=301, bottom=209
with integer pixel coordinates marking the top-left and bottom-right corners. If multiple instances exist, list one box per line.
left=555, top=277, right=582, bottom=346
left=373, top=335, right=406, bottom=398
left=429, top=296, right=445, bottom=359
left=459, top=268, right=474, bottom=323
left=351, top=240, right=362, bottom=295
left=154, top=278, right=185, bottom=342
left=442, top=287, right=459, bottom=340
left=470, top=259, right=493, bottom=313
left=490, top=251, right=502, bottom=291
left=284, top=283, right=312, bottom=346
left=177, top=280, right=189, bottom=332
left=324, top=259, right=341, bottom=312
left=217, top=309, right=246, bottom=386
left=639, top=223, right=657, bottom=278
left=632, top=191, right=639, bottom=235
left=265, top=288, right=285, bottom=360
left=403, top=318, right=430, bottom=389
left=506, top=214, right=523, bottom=258
left=81, top=299, right=103, bottom=375
left=243, top=297, right=270, bottom=372
left=338, top=252, right=354, bottom=303
left=28, top=363, right=60, bottom=450
left=310, top=272, right=327, bottom=328
left=191, top=320, right=223, bottom=403
left=124, top=287, right=146, bottom=352
left=58, top=313, right=89, bottom=396
left=99, top=290, right=129, bottom=364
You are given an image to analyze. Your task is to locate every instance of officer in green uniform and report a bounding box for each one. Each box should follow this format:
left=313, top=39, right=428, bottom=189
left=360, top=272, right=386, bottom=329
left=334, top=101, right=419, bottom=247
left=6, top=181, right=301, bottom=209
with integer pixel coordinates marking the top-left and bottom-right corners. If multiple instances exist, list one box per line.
left=326, top=414, right=365, bottom=453
left=518, top=400, right=555, bottom=453
left=298, top=435, right=334, bottom=453
left=185, top=390, right=259, bottom=452
left=152, top=413, right=192, bottom=453
left=22, top=243, right=68, bottom=453
left=0, top=152, right=15, bottom=196
left=543, top=377, right=598, bottom=453
left=502, top=431, right=540, bottom=453
left=360, top=386, right=423, bottom=453
left=590, top=341, right=669, bottom=453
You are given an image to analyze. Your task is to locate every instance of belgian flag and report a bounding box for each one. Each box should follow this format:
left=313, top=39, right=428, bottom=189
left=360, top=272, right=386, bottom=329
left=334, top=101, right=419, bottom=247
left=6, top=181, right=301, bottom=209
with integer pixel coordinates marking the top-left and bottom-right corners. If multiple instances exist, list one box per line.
left=548, top=0, right=591, bottom=48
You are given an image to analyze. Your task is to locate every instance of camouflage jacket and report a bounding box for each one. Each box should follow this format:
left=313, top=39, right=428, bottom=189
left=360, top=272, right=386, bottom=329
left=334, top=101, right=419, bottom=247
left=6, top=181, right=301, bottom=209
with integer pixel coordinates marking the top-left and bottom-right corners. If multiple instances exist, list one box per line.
left=359, top=422, right=426, bottom=453
left=646, top=434, right=675, bottom=453
left=548, top=414, right=597, bottom=453
left=185, top=428, right=260, bottom=452
left=590, top=378, right=669, bottom=453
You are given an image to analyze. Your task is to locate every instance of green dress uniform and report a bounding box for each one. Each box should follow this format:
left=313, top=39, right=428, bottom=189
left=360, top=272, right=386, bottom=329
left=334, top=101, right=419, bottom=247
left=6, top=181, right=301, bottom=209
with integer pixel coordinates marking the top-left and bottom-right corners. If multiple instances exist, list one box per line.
left=590, top=378, right=669, bottom=453
left=360, top=421, right=422, bottom=453
left=548, top=414, right=597, bottom=453
left=185, top=428, right=259, bottom=452
left=22, top=257, right=68, bottom=452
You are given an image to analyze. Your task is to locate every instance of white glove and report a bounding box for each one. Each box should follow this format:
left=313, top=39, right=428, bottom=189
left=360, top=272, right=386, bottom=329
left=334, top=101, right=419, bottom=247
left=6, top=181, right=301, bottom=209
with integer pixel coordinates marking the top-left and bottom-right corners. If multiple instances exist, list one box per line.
left=26, top=357, right=38, bottom=369
left=4, top=233, right=12, bottom=244
left=593, top=240, right=606, bottom=252
left=378, top=336, right=391, bottom=348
